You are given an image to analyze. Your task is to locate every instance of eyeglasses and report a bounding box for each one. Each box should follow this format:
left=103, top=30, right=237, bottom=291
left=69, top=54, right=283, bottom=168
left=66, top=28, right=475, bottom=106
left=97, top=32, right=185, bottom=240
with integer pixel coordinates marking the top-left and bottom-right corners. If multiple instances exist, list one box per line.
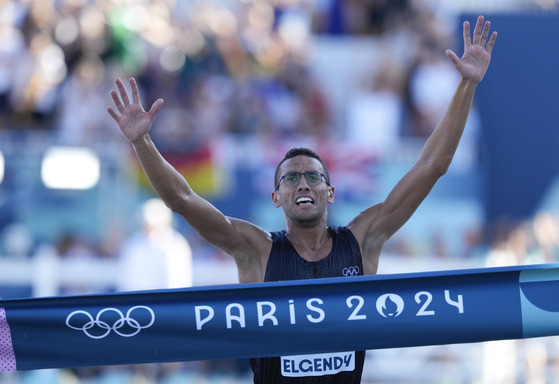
left=275, top=171, right=329, bottom=190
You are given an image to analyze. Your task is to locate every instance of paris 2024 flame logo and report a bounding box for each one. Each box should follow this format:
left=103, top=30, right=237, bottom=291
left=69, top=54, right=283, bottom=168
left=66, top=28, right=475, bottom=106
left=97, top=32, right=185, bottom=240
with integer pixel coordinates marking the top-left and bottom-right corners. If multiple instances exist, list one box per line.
left=376, top=294, right=404, bottom=318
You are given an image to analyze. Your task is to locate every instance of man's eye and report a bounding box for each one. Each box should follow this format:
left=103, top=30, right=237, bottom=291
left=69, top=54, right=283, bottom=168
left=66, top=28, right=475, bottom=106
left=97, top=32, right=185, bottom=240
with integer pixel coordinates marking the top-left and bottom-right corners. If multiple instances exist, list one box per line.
left=285, top=174, right=299, bottom=183
left=307, top=173, right=321, bottom=183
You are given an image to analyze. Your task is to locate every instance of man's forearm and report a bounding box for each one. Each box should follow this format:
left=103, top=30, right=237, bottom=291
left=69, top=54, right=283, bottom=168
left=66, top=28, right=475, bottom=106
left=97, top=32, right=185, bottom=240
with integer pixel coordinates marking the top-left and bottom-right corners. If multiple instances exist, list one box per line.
left=132, top=134, right=193, bottom=209
left=419, top=78, right=478, bottom=174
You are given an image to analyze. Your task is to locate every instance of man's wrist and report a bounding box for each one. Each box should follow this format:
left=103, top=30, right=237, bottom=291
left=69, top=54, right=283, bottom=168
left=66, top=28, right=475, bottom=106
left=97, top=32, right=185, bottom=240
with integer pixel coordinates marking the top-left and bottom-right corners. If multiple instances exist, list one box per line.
left=131, top=133, right=151, bottom=148
left=458, top=78, right=479, bottom=94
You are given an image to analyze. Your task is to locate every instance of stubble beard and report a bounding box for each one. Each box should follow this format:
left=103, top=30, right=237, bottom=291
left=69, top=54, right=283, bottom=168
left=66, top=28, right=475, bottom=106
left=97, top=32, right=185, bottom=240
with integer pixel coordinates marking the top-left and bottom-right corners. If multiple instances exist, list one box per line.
left=288, top=207, right=326, bottom=228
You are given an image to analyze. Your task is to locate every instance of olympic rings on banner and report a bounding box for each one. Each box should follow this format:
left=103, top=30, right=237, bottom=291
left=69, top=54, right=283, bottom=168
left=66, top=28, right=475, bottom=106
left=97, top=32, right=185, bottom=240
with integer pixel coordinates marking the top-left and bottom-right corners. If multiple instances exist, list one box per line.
left=66, top=306, right=155, bottom=339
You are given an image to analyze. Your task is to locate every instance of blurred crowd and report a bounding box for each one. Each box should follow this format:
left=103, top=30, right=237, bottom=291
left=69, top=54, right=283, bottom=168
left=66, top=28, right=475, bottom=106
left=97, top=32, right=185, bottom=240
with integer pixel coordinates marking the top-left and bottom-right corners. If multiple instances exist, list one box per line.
left=2, top=0, right=559, bottom=382
left=0, top=0, right=466, bottom=148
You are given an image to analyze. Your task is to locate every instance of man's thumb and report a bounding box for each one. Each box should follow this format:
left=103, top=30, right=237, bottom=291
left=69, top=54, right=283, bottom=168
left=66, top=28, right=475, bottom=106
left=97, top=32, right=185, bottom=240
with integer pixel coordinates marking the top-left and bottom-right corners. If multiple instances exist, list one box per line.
left=445, top=49, right=461, bottom=69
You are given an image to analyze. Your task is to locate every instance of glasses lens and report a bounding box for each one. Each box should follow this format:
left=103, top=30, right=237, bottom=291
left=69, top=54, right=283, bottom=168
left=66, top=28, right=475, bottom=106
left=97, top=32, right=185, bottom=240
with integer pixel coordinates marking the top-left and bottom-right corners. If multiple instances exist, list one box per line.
left=305, top=171, right=322, bottom=185
left=284, top=172, right=301, bottom=186
left=279, top=171, right=325, bottom=188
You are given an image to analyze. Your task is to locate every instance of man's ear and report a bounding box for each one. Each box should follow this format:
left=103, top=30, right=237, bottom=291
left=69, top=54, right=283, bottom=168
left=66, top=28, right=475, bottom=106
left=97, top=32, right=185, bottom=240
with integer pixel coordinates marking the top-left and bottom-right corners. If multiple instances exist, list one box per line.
left=272, top=191, right=282, bottom=208
left=327, top=186, right=335, bottom=204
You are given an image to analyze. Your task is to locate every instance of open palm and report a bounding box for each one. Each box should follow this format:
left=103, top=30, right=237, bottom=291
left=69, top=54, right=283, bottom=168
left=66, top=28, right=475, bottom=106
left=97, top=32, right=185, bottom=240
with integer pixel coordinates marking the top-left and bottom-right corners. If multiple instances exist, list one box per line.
left=446, top=16, right=497, bottom=83
left=107, top=77, right=164, bottom=144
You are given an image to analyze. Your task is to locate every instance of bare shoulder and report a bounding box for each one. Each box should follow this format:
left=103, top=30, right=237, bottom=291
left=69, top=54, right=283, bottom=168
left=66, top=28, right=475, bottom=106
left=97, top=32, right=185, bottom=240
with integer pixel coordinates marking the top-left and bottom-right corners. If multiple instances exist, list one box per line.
left=346, top=202, right=385, bottom=247
left=227, top=217, right=273, bottom=283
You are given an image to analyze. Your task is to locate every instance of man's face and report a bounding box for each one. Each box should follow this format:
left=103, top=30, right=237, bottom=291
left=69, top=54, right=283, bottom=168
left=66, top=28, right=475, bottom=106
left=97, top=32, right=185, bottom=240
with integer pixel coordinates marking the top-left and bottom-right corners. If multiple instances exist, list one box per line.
left=272, top=155, right=334, bottom=225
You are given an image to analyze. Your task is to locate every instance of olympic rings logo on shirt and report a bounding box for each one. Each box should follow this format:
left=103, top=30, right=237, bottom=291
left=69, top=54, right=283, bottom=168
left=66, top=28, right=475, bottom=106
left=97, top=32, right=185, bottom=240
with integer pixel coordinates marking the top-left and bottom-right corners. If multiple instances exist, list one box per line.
left=342, top=266, right=360, bottom=277
left=66, top=306, right=155, bottom=339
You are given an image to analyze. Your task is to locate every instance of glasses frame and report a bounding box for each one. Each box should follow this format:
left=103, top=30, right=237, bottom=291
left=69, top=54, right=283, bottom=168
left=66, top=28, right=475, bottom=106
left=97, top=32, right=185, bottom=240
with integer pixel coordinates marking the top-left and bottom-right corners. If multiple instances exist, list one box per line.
left=275, top=171, right=330, bottom=191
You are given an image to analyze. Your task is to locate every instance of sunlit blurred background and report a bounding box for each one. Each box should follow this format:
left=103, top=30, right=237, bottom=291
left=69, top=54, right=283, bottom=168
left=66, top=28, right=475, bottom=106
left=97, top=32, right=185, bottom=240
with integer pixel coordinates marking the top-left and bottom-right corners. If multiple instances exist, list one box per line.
left=0, top=0, right=559, bottom=383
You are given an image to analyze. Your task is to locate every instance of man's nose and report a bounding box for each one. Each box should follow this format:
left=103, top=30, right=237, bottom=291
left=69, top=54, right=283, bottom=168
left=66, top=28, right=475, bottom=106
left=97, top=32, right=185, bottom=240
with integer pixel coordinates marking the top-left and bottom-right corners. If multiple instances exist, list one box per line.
left=297, top=176, right=310, bottom=189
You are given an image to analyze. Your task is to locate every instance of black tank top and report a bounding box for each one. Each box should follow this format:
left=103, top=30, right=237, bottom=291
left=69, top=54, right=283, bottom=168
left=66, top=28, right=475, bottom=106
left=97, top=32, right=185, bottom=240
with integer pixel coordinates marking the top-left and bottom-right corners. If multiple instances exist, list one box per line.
left=250, top=226, right=366, bottom=383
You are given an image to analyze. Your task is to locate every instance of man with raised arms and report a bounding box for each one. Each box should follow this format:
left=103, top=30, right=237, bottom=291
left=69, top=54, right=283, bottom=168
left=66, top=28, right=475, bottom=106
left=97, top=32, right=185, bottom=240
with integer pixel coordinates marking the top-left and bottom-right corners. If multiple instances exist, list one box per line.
left=108, top=15, right=497, bottom=384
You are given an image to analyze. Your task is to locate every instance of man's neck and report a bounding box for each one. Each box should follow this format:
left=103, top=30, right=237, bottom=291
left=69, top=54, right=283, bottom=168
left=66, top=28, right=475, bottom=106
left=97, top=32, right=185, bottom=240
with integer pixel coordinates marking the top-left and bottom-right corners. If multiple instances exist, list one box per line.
left=285, top=224, right=331, bottom=252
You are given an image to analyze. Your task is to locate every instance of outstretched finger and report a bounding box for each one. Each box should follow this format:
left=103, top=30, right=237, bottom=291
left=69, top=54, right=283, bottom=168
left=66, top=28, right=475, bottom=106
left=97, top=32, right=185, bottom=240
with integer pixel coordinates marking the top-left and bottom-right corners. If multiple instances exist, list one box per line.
left=115, top=78, right=130, bottom=106
left=110, top=89, right=124, bottom=113
left=462, top=21, right=471, bottom=50
left=480, top=21, right=491, bottom=47
left=129, top=77, right=141, bottom=105
left=147, top=98, right=164, bottom=118
left=445, top=49, right=461, bottom=70
left=107, top=106, right=119, bottom=122
left=472, top=16, right=484, bottom=45
left=486, top=31, right=498, bottom=54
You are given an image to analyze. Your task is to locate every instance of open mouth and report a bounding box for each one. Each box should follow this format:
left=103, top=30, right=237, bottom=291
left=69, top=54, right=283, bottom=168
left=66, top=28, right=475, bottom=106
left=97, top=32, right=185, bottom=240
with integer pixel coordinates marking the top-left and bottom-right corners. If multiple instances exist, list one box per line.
left=296, top=197, right=314, bottom=206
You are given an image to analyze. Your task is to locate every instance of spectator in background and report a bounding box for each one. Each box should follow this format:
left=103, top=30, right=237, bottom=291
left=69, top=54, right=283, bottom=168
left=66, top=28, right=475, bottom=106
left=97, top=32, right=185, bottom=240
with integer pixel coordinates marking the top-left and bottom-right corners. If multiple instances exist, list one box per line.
left=56, top=56, right=115, bottom=145
left=0, top=222, right=33, bottom=259
left=346, top=51, right=406, bottom=155
left=116, top=198, right=192, bottom=292
left=532, top=212, right=559, bottom=263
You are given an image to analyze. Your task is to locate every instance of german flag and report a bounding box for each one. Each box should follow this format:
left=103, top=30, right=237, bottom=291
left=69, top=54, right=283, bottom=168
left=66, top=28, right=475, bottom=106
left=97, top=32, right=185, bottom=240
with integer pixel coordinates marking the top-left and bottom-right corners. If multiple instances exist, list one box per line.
left=135, top=144, right=228, bottom=198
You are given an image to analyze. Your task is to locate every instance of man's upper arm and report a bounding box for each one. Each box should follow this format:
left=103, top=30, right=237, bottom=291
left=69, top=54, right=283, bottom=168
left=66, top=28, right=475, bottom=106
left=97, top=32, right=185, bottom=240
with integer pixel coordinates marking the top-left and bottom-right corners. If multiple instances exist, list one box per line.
left=349, top=161, right=441, bottom=259
left=173, top=192, right=272, bottom=271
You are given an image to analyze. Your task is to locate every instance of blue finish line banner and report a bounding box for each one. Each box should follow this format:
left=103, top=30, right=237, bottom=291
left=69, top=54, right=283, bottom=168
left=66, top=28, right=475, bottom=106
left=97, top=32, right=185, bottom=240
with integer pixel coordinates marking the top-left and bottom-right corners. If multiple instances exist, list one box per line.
left=2, top=264, right=559, bottom=371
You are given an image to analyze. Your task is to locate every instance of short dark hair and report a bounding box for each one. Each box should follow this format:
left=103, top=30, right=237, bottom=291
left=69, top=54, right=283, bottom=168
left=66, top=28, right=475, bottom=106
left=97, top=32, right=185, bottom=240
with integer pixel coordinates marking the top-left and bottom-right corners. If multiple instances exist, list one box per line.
left=274, top=148, right=331, bottom=190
